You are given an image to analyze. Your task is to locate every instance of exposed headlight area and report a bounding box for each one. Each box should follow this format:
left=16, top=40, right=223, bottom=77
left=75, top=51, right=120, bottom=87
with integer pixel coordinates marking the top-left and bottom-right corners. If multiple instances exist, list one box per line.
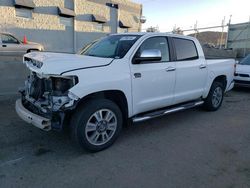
left=52, top=76, right=78, bottom=94
left=50, top=76, right=79, bottom=111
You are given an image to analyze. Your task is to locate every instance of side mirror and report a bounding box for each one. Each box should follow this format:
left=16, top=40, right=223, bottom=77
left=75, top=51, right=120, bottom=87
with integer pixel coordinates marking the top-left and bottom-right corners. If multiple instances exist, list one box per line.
left=133, top=49, right=162, bottom=64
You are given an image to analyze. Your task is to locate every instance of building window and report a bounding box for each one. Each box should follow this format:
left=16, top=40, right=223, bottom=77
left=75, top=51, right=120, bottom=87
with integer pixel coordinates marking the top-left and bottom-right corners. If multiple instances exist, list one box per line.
left=94, top=23, right=104, bottom=32
left=60, top=17, right=73, bottom=27
left=15, top=8, right=32, bottom=19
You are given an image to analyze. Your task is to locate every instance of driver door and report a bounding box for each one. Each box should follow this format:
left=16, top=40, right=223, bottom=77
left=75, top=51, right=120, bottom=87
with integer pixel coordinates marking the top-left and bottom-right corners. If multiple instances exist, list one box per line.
left=131, top=36, right=176, bottom=115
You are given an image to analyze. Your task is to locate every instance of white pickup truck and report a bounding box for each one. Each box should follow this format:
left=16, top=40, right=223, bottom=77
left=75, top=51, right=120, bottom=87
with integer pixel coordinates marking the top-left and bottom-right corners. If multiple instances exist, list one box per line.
left=16, top=33, right=235, bottom=151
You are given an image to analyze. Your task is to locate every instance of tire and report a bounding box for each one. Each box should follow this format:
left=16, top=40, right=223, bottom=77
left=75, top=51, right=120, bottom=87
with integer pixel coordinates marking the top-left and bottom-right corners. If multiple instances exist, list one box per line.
left=70, top=99, right=123, bottom=152
left=203, top=81, right=224, bottom=111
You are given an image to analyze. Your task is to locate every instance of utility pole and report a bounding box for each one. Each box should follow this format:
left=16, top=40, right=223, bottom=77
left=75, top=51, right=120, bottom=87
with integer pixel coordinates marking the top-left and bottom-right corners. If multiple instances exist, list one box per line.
left=73, top=0, right=76, bottom=53
left=194, top=21, right=198, bottom=38
left=219, top=16, right=226, bottom=49
left=172, top=24, right=176, bottom=33
left=225, top=15, right=232, bottom=48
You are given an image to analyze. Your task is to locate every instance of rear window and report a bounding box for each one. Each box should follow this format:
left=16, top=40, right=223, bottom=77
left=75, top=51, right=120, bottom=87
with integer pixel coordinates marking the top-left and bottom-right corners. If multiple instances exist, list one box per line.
left=173, top=38, right=198, bottom=61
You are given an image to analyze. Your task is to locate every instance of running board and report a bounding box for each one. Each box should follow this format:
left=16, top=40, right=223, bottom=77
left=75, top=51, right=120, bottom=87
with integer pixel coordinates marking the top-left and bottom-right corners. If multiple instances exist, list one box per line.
left=132, top=101, right=204, bottom=123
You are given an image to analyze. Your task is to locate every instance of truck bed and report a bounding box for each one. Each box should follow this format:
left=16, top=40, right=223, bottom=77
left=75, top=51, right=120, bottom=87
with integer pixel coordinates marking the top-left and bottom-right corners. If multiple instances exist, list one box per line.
left=203, top=47, right=236, bottom=59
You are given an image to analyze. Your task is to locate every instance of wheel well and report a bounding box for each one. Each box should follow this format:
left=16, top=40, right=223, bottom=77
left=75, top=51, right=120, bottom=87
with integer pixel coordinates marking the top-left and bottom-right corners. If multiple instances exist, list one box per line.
left=213, top=75, right=227, bottom=91
left=76, top=90, right=129, bottom=120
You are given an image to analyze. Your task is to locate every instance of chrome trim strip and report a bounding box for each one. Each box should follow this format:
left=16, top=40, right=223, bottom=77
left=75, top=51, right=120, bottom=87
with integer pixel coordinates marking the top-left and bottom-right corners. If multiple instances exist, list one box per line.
left=132, top=116, right=151, bottom=123
left=164, top=107, right=185, bottom=114
left=195, top=101, right=204, bottom=106
left=133, top=101, right=204, bottom=123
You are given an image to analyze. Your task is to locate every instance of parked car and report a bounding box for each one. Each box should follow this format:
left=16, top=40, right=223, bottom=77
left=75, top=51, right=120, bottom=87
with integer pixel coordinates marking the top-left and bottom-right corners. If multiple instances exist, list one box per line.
left=235, top=54, right=250, bottom=87
left=0, top=32, right=44, bottom=56
left=15, top=33, right=235, bottom=152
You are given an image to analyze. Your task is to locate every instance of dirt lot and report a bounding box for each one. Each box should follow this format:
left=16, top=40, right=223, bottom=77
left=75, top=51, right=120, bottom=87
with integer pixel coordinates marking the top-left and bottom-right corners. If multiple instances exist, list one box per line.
left=0, top=88, right=250, bottom=188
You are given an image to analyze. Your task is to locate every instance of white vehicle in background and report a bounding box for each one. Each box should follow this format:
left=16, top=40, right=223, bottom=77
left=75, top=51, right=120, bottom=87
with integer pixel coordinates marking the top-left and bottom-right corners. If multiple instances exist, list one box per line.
left=235, top=54, right=250, bottom=87
left=15, top=33, right=235, bottom=152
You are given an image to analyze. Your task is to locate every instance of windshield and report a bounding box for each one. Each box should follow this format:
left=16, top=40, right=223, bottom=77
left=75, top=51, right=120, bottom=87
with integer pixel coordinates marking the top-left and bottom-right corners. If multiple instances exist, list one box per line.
left=80, top=35, right=141, bottom=58
left=240, top=54, right=250, bottom=65
left=78, top=40, right=98, bottom=55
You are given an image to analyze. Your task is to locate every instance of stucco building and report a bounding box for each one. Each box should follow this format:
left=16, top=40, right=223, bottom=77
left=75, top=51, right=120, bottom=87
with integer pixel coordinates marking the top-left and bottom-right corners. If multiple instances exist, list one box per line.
left=0, top=0, right=143, bottom=52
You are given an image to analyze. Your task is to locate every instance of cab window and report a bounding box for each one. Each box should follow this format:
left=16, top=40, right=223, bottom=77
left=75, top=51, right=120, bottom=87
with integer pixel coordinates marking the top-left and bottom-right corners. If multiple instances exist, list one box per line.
left=136, top=37, right=170, bottom=63
left=173, top=38, right=198, bottom=61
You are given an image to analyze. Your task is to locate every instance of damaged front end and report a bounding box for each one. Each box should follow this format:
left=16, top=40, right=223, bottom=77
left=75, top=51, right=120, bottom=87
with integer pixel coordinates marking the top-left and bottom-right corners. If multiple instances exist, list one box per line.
left=17, top=71, right=79, bottom=131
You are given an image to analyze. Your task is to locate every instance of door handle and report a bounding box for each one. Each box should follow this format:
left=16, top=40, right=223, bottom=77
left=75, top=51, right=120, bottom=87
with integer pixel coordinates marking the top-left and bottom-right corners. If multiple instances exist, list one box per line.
left=199, top=64, right=206, bottom=69
left=2, top=45, right=7, bottom=47
left=165, top=67, right=176, bottom=72
left=134, top=73, right=141, bottom=78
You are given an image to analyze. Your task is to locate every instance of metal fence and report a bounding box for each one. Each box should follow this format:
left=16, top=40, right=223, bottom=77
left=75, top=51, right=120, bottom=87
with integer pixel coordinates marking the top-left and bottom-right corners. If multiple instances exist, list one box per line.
left=227, top=22, right=250, bottom=58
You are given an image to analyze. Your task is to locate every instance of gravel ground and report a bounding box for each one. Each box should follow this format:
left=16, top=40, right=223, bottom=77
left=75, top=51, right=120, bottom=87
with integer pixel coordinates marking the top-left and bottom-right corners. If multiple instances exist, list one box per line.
left=0, top=88, right=250, bottom=188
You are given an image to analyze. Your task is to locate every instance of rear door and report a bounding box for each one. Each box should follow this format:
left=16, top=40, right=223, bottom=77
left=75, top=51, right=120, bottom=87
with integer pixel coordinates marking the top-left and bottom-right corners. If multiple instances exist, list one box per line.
left=172, top=37, right=207, bottom=104
left=131, top=36, right=176, bottom=115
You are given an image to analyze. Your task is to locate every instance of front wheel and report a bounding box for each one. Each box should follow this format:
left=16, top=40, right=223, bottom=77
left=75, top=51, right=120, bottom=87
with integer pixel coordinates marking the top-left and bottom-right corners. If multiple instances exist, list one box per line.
left=203, top=81, right=224, bottom=111
left=70, top=99, right=123, bottom=152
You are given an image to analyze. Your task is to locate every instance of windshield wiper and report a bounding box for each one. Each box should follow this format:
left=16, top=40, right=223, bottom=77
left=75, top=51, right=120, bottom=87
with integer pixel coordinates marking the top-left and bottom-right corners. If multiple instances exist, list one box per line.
left=86, top=54, right=99, bottom=57
left=86, top=54, right=114, bottom=58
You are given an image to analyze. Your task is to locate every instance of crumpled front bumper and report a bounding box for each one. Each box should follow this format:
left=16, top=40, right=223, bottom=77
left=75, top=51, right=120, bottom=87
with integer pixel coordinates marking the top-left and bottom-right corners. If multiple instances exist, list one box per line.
left=15, top=99, right=51, bottom=131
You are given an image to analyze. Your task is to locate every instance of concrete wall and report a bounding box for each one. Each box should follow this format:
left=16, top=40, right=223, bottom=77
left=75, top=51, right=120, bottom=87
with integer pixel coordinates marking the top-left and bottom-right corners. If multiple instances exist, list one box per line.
left=0, top=0, right=142, bottom=53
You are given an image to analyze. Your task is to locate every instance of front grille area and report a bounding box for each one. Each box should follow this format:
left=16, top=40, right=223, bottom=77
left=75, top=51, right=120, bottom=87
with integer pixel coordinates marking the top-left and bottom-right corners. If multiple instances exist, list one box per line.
left=235, top=80, right=250, bottom=85
left=28, top=73, right=52, bottom=100
left=30, top=76, right=45, bottom=100
left=235, top=73, right=250, bottom=78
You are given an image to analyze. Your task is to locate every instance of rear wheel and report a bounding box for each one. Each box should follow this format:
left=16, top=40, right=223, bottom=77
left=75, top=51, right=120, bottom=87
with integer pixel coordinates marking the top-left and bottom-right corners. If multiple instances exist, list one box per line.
left=203, top=81, right=224, bottom=111
left=70, top=99, right=123, bottom=152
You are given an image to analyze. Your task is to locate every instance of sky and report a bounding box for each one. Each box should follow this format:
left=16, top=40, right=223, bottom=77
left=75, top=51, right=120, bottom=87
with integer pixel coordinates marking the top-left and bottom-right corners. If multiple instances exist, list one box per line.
left=133, top=0, right=250, bottom=33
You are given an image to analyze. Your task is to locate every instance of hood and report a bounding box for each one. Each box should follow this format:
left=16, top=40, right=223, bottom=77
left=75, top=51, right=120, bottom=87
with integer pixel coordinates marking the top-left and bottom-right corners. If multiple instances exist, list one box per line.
left=24, top=52, right=113, bottom=75
left=23, top=42, right=44, bottom=50
left=24, top=41, right=42, bottom=47
left=236, top=64, right=250, bottom=74
left=27, top=41, right=40, bottom=45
